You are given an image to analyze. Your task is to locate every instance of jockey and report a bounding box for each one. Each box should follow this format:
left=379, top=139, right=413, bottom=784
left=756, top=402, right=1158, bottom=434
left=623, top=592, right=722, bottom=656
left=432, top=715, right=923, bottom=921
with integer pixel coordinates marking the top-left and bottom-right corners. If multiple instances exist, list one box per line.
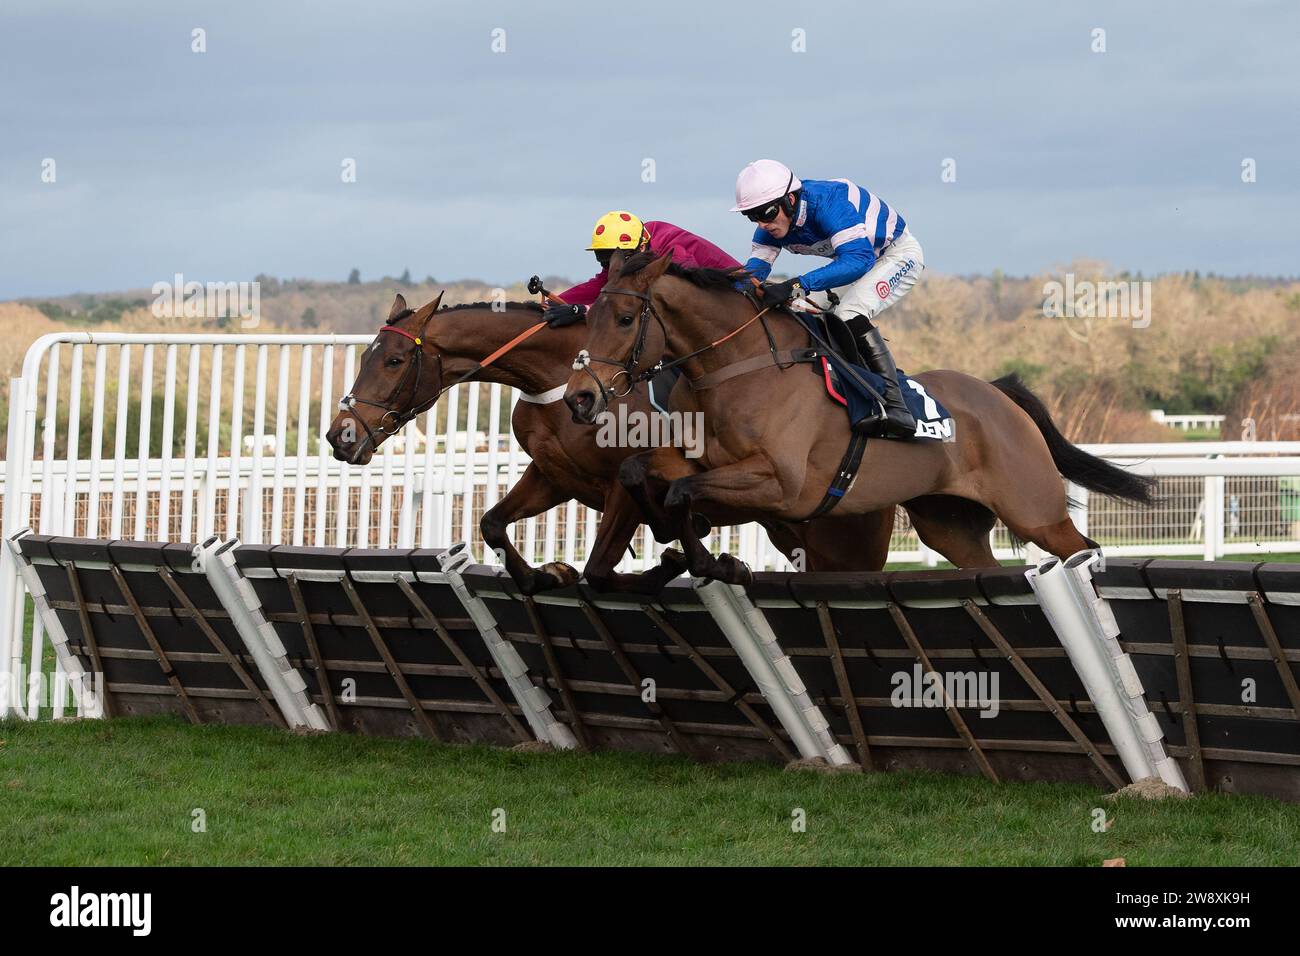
left=732, top=159, right=924, bottom=438
left=544, top=211, right=741, bottom=326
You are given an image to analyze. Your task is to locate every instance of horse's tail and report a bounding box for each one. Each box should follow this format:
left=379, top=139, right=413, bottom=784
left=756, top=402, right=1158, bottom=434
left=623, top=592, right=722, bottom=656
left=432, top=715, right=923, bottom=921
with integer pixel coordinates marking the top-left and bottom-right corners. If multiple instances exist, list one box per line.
left=991, top=373, right=1156, bottom=505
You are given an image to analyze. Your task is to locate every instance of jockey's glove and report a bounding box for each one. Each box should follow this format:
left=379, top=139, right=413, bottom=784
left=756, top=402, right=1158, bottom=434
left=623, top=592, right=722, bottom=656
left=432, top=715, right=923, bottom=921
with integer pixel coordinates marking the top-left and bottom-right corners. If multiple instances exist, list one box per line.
left=544, top=302, right=587, bottom=327
left=760, top=277, right=805, bottom=307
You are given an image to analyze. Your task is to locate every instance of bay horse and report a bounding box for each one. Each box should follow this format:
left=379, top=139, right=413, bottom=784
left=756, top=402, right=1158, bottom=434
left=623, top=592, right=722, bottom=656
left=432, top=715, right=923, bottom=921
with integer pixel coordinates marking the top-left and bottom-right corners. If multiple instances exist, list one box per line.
left=325, top=292, right=898, bottom=594
left=562, top=251, right=1155, bottom=585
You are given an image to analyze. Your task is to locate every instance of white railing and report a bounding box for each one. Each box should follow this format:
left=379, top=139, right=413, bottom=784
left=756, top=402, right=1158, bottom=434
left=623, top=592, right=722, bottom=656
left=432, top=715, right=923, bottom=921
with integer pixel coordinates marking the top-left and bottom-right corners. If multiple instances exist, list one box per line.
left=5, top=331, right=1300, bottom=720
left=1150, top=409, right=1226, bottom=431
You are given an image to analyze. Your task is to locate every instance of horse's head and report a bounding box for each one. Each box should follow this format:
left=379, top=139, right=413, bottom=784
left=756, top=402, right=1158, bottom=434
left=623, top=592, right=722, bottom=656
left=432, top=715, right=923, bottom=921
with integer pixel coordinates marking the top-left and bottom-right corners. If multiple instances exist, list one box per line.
left=326, top=291, right=444, bottom=465
left=564, top=249, right=674, bottom=424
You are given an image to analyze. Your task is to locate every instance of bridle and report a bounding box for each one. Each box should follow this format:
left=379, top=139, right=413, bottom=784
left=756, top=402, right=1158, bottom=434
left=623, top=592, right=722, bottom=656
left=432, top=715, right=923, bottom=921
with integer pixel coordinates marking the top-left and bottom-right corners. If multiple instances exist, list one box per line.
left=338, top=303, right=549, bottom=462
left=570, top=286, right=669, bottom=402
left=571, top=281, right=778, bottom=407
left=338, top=308, right=441, bottom=460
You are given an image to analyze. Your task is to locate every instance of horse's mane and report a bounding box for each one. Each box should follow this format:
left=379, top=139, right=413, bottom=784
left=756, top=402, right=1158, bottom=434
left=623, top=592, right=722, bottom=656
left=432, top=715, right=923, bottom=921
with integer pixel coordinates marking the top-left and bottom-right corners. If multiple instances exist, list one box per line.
left=436, top=300, right=543, bottom=314
left=618, top=251, right=749, bottom=293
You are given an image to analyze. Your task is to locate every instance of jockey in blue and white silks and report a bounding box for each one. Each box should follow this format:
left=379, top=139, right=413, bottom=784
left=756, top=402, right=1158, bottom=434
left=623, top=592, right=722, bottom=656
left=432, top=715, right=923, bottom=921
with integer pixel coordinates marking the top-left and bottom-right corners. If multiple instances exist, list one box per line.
left=732, top=159, right=924, bottom=438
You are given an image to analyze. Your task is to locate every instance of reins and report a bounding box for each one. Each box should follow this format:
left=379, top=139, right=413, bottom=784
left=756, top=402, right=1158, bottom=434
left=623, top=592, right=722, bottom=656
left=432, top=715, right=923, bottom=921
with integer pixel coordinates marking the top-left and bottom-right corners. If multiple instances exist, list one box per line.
left=571, top=274, right=887, bottom=413
left=571, top=281, right=782, bottom=405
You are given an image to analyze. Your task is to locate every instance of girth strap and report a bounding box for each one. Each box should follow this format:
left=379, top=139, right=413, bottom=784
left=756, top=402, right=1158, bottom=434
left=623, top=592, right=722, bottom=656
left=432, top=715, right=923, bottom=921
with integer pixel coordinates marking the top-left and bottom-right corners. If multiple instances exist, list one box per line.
left=689, top=348, right=820, bottom=390
left=801, top=431, right=869, bottom=521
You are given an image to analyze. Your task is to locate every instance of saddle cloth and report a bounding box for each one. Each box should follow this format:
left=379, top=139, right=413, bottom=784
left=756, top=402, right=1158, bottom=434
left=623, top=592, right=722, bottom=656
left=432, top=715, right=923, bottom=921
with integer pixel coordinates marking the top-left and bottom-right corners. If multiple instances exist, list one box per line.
left=792, top=308, right=955, bottom=442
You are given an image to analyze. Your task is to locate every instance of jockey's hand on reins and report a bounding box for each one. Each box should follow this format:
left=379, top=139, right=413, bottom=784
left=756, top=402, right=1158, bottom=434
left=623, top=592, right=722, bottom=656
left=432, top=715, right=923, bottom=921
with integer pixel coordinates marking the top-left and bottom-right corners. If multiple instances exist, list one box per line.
left=760, top=277, right=805, bottom=307
left=545, top=303, right=586, bottom=327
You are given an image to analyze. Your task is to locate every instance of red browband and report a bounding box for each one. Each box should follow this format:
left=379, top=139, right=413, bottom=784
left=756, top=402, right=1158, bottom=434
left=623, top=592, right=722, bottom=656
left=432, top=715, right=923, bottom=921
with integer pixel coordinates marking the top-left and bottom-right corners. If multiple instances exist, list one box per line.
left=380, top=325, right=421, bottom=344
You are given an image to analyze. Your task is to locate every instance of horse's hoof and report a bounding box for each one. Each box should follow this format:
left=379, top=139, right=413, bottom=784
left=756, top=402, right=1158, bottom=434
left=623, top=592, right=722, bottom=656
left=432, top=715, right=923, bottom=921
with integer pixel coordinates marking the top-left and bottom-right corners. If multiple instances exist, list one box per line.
left=516, top=562, right=577, bottom=595
left=617, top=455, right=648, bottom=489
left=628, top=549, right=690, bottom=594
left=539, top=562, right=581, bottom=589
left=714, top=553, right=753, bottom=587
left=516, top=572, right=549, bottom=596
left=659, top=548, right=688, bottom=573
left=648, top=522, right=677, bottom=545
left=663, top=481, right=690, bottom=511
left=582, top=573, right=612, bottom=593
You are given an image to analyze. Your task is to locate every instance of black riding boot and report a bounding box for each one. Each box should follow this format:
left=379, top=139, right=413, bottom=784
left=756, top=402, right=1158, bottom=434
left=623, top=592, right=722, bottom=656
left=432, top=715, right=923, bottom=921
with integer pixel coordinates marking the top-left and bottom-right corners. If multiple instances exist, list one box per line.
left=855, top=322, right=916, bottom=439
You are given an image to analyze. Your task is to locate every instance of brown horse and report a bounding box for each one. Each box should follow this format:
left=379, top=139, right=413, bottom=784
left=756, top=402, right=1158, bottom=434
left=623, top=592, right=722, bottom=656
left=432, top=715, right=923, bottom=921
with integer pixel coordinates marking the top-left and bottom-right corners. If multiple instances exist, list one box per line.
left=562, top=251, right=1155, bottom=585
left=325, top=292, right=898, bottom=594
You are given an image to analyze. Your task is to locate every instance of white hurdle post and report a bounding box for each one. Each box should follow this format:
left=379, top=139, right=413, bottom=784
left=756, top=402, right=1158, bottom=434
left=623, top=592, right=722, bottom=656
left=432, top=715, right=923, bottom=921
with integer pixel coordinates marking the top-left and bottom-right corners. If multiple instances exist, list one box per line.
left=1027, top=551, right=1187, bottom=791
left=7, top=530, right=104, bottom=719
left=437, top=543, right=576, bottom=749
left=194, top=537, right=330, bottom=731
left=694, top=579, right=854, bottom=766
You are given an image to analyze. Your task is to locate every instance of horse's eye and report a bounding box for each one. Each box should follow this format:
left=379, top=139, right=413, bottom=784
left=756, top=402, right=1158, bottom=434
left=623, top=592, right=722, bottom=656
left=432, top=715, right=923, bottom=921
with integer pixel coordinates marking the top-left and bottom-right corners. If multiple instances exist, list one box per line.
left=618, top=314, right=634, bottom=327
left=386, top=356, right=403, bottom=368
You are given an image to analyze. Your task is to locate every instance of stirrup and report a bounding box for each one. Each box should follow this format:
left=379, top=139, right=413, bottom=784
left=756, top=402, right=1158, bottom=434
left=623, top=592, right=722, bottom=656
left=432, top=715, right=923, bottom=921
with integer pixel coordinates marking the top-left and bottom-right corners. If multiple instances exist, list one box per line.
left=881, top=404, right=917, bottom=438
left=856, top=402, right=916, bottom=438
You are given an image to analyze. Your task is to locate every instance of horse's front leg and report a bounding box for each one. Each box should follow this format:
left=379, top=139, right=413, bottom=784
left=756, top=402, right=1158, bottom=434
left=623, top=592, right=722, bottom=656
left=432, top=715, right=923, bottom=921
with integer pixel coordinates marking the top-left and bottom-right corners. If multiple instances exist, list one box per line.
left=479, top=462, right=579, bottom=594
left=618, top=450, right=679, bottom=544
left=617, top=446, right=704, bottom=544
left=581, top=481, right=689, bottom=595
left=663, top=454, right=788, bottom=585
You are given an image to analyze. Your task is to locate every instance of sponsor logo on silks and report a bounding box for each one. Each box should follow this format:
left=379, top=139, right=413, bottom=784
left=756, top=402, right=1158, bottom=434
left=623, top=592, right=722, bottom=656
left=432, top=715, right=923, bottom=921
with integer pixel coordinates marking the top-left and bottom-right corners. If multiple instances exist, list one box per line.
left=878, top=258, right=918, bottom=299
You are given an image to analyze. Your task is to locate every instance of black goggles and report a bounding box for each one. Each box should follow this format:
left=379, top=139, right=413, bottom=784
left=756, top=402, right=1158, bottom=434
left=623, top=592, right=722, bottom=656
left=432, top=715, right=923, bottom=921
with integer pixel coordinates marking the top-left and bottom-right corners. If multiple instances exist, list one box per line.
left=743, top=201, right=783, bottom=224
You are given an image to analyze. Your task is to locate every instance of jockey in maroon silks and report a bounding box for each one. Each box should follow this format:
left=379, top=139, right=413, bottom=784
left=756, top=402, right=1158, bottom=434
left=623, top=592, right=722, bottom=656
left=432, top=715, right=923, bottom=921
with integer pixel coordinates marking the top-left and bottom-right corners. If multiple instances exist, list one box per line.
left=544, top=211, right=741, bottom=325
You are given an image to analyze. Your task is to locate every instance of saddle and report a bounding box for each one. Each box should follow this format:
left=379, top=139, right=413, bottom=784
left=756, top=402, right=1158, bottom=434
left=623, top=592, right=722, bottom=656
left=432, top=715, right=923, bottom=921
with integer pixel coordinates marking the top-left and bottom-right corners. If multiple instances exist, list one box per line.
left=802, top=305, right=865, bottom=366
left=775, top=305, right=951, bottom=441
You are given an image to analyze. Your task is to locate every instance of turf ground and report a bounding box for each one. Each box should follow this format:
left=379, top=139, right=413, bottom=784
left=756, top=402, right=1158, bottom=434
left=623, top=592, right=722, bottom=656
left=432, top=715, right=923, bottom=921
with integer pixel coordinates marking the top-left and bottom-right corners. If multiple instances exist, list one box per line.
left=2, top=716, right=1297, bottom=866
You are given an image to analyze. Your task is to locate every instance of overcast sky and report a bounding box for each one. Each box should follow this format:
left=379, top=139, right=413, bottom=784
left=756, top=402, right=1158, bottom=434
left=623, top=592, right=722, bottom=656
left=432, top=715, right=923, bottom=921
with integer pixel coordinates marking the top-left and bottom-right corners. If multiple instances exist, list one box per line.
left=1, top=0, right=1297, bottom=298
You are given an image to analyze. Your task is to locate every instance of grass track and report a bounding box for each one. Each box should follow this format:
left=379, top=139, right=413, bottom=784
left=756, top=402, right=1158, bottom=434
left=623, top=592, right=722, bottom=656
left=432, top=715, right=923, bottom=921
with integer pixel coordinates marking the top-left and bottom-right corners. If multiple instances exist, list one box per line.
left=2, top=717, right=1297, bottom=866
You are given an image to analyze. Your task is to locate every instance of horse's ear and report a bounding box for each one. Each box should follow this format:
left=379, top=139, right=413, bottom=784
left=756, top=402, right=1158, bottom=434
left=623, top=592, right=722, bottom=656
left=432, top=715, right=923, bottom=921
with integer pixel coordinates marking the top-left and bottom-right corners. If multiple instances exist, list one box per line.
left=428, top=291, right=444, bottom=313
left=642, top=250, right=674, bottom=282
left=388, top=293, right=408, bottom=320
left=608, top=250, right=626, bottom=276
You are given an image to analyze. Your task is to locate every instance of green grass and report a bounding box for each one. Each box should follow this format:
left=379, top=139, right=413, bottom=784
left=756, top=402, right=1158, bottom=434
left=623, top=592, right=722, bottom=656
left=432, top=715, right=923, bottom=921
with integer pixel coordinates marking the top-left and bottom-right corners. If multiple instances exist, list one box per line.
left=2, top=717, right=1297, bottom=866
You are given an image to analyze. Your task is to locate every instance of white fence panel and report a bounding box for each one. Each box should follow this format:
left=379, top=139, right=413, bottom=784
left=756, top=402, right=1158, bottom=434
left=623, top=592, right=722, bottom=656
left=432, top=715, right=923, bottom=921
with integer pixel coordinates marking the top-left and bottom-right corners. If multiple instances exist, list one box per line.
left=5, top=331, right=1300, bottom=720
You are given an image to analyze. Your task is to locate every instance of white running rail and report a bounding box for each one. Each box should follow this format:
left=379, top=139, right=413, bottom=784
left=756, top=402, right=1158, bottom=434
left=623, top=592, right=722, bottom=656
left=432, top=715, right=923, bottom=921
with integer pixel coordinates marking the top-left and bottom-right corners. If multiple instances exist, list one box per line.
left=5, top=331, right=1300, bottom=719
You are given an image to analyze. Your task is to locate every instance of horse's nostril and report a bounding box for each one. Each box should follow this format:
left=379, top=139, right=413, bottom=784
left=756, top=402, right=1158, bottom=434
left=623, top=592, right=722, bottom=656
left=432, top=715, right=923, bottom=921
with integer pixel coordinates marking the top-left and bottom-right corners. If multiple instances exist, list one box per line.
left=565, top=390, right=597, bottom=422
